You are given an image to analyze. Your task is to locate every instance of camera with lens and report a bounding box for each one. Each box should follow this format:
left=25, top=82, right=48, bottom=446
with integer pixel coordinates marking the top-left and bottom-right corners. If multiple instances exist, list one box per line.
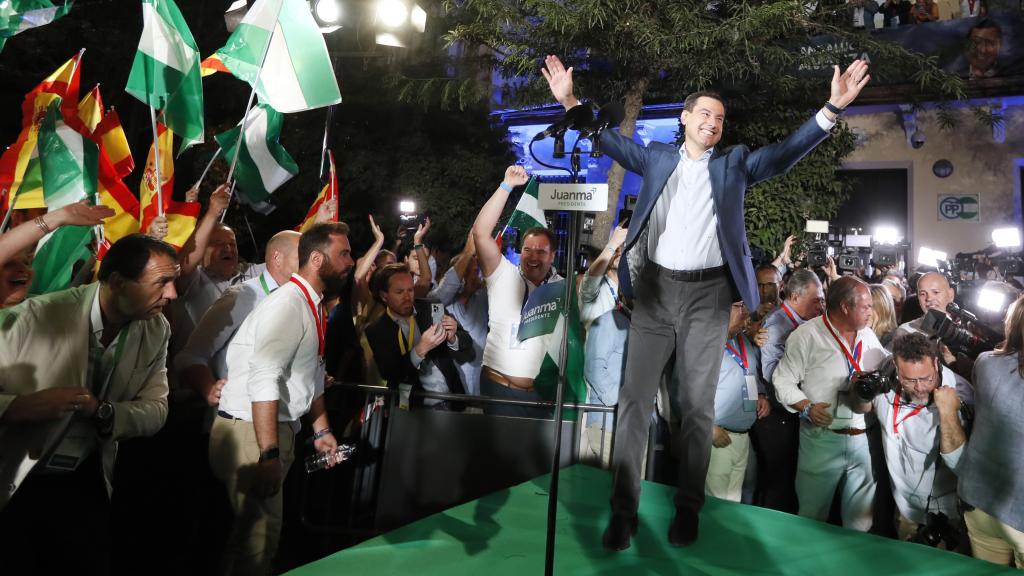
left=836, top=252, right=861, bottom=273
left=909, top=512, right=959, bottom=549
left=854, top=368, right=897, bottom=401
left=806, top=241, right=829, bottom=268
left=919, top=306, right=999, bottom=358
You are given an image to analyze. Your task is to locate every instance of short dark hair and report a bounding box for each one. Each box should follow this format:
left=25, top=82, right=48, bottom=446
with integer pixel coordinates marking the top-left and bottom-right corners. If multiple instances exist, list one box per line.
left=826, top=276, right=868, bottom=314
left=683, top=90, right=726, bottom=113
left=892, top=332, right=940, bottom=363
left=298, top=221, right=350, bottom=267
left=98, top=234, right=177, bottom=282
left=522, top=226, right=555, bottom=248
left=756, top=264, right=780, bottom=279
left=969, top=17, right=1002, bottom=39
left=370, top=262, right=411, bottom=301
left=374, top=249, right=396, bottom=267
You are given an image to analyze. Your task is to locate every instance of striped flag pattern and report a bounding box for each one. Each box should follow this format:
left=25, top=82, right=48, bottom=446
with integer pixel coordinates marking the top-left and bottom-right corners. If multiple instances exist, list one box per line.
left=297, top=150, right=337, bottom=232
left=214, top=103, right=297, bottom=212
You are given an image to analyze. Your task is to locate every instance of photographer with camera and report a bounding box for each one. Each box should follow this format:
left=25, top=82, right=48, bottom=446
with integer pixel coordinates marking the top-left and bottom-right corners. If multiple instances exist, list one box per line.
left=849, top=332, right=969, bottom=546
left=773, top=276, right=889, bottom=531
left=958, top=294, right=1024, bottom=568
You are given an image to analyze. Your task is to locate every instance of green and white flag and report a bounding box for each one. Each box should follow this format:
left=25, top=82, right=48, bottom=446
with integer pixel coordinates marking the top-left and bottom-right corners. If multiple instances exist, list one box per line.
left=31, top=99, right=98, bottom=296
left=214, top=102, right=297, bottom=212
left=125, top=0, right=205, bottom=150
left=215, top=0, right=341, bottom=113
left=38, top=99, right=97, bottom=209
left=0, top=1, right=74, bottom=53
left=504, top=176, right=546, bottom=232
left=518, top=279, right=586, bottom=417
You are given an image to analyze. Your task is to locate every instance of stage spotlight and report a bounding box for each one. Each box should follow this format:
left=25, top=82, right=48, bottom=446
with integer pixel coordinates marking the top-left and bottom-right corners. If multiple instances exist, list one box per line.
left=917, top=247, right=948, bottom=268
left=992, top=227, right=1022, bottom=249
left=316, top=0, right=341, bottom=23
left=376, top=0, right=408, bottom=28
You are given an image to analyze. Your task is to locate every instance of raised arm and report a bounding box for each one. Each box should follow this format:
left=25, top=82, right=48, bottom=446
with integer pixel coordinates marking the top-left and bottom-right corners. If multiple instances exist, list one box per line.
left=587, top=223, right=627, bottom=278
left=472, top=166, right=529, bottom=278
left=0, top=201, right=113, bottom=265
left=541, top=55, right=579, bottom=111
left=177, top=183, right=230, bottom=283
left=412, top=217, right=432, bottom=298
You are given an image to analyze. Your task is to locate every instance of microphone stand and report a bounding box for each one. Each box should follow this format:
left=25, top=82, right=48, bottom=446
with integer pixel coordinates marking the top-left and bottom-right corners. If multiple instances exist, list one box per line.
left=530, top=128, right=599, bottom=576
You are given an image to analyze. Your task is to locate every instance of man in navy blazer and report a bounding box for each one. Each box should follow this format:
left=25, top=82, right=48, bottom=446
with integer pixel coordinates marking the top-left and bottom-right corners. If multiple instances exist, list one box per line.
left=543, top=55, right=871, bottom=551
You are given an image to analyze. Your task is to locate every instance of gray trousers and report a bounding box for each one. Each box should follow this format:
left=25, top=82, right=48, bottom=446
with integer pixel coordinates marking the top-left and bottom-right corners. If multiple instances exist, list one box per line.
left=611, top=265, right=731, bottom=517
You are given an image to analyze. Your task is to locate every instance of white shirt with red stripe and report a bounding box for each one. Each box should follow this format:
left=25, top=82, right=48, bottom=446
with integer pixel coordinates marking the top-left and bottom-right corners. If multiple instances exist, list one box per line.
left=773, top=314, right=890, bottom=430
left=219, top=273, right=325, bottom=424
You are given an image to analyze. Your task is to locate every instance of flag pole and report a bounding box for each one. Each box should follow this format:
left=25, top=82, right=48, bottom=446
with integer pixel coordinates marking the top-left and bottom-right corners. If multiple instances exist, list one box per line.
left=221, top=0, right=285, bottom=221
left=194, top=147, right=221, bottom=190
left=0, top=194, right=13, bottom=234
left=149, top=106, right=164, bottom=218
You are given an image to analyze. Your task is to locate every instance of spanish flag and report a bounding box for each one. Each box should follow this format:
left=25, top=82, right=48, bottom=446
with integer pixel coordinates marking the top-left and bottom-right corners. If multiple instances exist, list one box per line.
left=296, top=150, right=338, bottom=233
left=93, top=108, right=133, bottom=178
left=95, top=147, right=141, bottom=261
left=74, top=84, right=104, bottom=134
left=139, top=123, right=198, bottom=251
left=1, top=51, right=83, bottom=212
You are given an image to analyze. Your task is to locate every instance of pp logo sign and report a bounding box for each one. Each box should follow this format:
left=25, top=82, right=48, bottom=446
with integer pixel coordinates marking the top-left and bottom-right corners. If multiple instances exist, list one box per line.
left=938, top=194, right=979, bottom=222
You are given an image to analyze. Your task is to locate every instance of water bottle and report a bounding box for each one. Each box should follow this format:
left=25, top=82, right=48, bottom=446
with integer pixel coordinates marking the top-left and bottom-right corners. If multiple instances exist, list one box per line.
left=305, top=444, right=356, bottom=473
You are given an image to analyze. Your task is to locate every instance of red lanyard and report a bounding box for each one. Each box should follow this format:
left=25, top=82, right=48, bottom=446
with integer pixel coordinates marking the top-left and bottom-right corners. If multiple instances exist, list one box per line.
left=725, top=336, right=748, bottom=374
left=967, top=0, right=977, bottom=13
left=822, top=313, right=862, bottom=375
left=781, top=303, right=800, bottom=329
left=290, top=277, right=325, bottom=357
left=892, top=394, right=927, bottom=436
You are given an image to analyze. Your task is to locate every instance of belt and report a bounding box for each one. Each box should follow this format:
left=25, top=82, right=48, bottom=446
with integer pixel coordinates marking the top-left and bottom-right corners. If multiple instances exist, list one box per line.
left=722, top=427, right=749, bottom=435
left=482, top=366, right=535, bottom=392
left=217, top=410, right=244, bottom=421
left=830, top=427, right=867, bottom=436
left=653, top=263, right=726, bottom=282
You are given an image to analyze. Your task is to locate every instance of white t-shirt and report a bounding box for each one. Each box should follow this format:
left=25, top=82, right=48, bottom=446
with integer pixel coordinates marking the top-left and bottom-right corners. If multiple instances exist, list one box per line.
left=481, top=258, right=550, bottom=379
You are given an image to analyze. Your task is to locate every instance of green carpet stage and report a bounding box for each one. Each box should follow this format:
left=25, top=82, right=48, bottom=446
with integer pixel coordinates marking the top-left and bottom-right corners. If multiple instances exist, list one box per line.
left=288, top=464, right=1012, bottom=575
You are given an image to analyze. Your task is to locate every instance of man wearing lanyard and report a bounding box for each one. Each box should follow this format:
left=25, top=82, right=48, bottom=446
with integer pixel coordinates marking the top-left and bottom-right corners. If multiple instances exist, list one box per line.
left=752, top=269, right=824, bottom=513
left=851, top=332, right=968, bottom=543
left=0, top=234, right=179, bottom=573
left=176, top=230, right=302, bottom=408
left=210, top=222, right=354, bottom=575
left=471, top=165, right=561, bottom=419
left=707, top=302, right=770, bottom=502
left=773, top=276, right=890, bottom=531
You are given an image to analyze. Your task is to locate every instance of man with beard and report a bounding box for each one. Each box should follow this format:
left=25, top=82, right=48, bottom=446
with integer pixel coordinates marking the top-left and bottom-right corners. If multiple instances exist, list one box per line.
left=0, top=234, right=178, bottom=573
left=209, top=222, right=353, bottom=575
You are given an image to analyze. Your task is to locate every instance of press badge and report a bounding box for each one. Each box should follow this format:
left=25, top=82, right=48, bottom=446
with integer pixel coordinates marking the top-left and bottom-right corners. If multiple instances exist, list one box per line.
left=509, top=322, right=528, bottom=350
left=44, top=420, right=95, bottom=472
left=742, top=375, right=759, bottom=413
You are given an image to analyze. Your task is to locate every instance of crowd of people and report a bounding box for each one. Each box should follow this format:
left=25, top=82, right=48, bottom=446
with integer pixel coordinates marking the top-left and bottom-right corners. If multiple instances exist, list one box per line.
left=845, top=0, right=988, bottom=29
left=0, top=52, right=1022, bottom=576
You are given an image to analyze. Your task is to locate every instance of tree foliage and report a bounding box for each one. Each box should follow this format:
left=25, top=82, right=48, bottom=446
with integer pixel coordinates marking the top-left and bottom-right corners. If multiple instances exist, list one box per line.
left=393, top=0, right=965, bottom=256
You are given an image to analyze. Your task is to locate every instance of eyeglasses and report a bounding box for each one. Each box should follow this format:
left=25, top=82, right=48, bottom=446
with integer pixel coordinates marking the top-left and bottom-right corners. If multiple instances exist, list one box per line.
left=898, top=373, right=935, bottom=386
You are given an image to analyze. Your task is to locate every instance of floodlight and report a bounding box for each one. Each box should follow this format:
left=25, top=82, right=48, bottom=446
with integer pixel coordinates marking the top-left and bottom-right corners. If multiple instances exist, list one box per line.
left=917, top=247, right=948, bottom=268
left=376, top=0, right=408, bottom=28
left=874, top=226, right=900, bottom=245
left=992, top=227, right=1022, bottom=249
left=805, top=220, right=829, bottom=234
left=411, top=4, right=427, bottom=33
left=978, top=285, right=1008, bottom=313
left=375, top=32, right=405, bottom=47
left=399, top=200, right=416, bottom=214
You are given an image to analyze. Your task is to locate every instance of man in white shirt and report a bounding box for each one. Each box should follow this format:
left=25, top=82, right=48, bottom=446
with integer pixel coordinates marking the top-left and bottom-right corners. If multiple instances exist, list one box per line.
left=774, top=276, right=890, bottom=532
left=208, top=222, right=353, bottom=576
left=175, top=230, right=301, bottom=408
left=851, top=332, right=968, bottom=543
left=472, top=166, right=561, bottom=419
left=543, top=55, right=872, bottom=550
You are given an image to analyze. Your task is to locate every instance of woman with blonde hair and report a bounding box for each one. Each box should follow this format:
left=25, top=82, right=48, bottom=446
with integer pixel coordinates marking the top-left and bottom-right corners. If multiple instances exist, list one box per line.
left=869, top=284, right=898, bottom=347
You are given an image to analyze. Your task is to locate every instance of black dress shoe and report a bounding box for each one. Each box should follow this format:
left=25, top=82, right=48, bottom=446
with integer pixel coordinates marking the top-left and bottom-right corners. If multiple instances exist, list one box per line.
left=602, top=514, right=638, bottom=552
left=668, top=510, right=699, bottom=547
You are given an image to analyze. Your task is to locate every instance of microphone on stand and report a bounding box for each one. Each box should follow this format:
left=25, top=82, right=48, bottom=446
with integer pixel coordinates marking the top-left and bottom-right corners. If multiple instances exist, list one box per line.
left=532, top=104, right=593, bottom=141
left=578, top=102, right=625, bottom=157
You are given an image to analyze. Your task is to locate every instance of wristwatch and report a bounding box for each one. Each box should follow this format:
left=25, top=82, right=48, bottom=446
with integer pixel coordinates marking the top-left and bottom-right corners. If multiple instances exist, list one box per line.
left=259, top=447, right=280, bottom=462
left=95, top=401, right=115, bottom=431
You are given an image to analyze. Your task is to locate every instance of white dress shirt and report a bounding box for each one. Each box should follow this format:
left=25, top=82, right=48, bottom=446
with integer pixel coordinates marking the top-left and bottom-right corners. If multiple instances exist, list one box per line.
left=171, top=262, right=266, bottom=352
left=773, top=314, right=890, bottom=429
left=219, top=273, right=325, bottom=425
left=647, top=112, right=836, bottom=272
left=174, top=270, right=279, bottom=379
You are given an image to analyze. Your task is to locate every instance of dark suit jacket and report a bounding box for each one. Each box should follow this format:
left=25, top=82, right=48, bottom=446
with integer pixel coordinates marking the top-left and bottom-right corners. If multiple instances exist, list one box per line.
left=604, top=116, right=830, bottom=308
left=365, top=309, right=471, bottom=395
